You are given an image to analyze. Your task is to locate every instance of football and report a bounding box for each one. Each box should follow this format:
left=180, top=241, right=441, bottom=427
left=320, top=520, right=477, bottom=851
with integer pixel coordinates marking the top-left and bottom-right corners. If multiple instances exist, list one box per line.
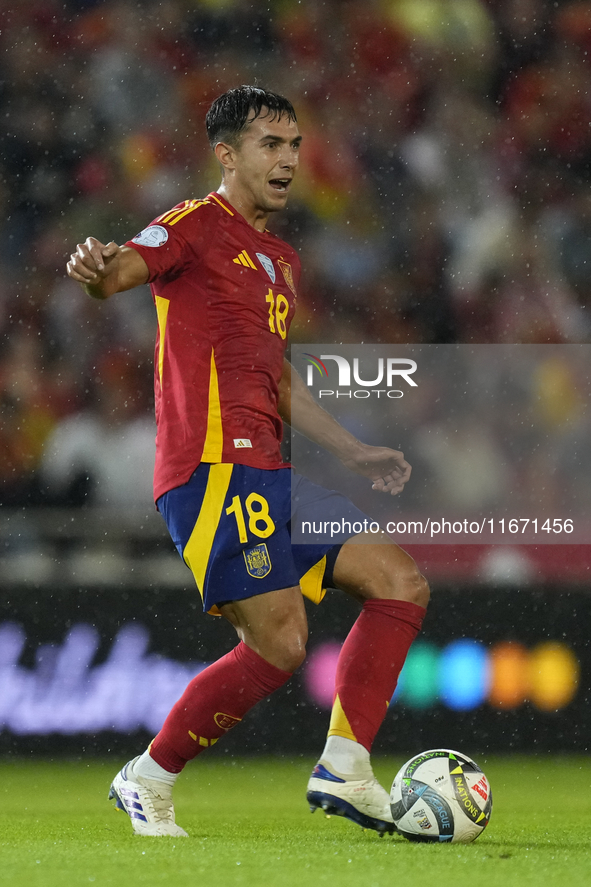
left=390, top=749, right=492, bottom=843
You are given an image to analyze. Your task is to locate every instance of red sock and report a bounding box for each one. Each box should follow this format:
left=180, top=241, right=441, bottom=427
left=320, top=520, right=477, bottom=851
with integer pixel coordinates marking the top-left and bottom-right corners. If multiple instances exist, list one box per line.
left=328, top=599, right=426, bottom=752
left=150, top=641, right=291, bottom=772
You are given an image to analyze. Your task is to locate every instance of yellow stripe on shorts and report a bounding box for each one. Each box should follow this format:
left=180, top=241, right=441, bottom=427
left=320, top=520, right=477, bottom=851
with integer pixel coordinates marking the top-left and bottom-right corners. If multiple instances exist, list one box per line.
left=183, top=463, right=233, bottom=602
left=299, top=554, right=328, bottom=605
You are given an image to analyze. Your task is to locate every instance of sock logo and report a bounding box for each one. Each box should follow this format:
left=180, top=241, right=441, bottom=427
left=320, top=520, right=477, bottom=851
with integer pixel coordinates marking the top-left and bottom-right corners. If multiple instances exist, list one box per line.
left=214, top=712, right=242, bottom=731
left=188, top=730, right=219, bottom=747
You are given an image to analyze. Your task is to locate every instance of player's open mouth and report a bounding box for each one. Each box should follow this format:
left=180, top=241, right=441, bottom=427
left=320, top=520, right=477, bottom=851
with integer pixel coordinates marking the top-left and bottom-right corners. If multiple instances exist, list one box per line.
left=269, top=179, right=291, bottom=192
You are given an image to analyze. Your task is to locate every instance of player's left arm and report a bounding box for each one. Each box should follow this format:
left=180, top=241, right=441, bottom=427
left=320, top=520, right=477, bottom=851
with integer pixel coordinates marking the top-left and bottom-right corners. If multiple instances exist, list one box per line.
left=277, top=358, right=411, bottom=495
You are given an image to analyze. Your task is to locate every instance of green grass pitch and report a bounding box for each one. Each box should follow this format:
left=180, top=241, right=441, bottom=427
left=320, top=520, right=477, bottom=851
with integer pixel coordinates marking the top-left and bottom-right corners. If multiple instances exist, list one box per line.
left=1, top=756, right=590, bottom=887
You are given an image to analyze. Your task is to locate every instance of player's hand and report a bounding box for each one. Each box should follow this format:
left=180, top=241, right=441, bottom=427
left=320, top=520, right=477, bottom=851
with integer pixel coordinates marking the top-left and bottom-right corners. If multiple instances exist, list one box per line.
left=66, top=237, right=120, bottom=285
left=342, top=444, right=411, bottom=496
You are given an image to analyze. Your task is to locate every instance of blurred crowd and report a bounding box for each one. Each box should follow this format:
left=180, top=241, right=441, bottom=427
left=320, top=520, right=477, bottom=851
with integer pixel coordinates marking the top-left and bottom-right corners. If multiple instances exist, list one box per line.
left=295, top=345, right=591, bottom=524
left=1, top=0, right=590, bottom=508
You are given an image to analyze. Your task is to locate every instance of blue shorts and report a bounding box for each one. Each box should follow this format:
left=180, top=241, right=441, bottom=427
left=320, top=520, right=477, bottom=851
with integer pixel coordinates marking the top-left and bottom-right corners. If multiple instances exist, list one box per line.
left=157, top=464, right=371, bottom=615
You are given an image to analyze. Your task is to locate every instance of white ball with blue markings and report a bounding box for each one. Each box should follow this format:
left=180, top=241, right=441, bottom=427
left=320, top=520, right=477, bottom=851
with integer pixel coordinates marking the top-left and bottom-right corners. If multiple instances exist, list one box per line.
left=390, top=749, right=492, bottom=843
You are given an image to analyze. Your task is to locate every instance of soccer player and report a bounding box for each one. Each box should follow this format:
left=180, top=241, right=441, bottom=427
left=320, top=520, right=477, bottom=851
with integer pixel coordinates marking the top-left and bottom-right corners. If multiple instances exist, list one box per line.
left=66, top=86, right=430, bottom=838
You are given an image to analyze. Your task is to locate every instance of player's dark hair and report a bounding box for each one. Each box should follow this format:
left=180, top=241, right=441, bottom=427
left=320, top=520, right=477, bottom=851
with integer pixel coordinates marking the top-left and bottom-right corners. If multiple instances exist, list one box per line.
left=205, top=85, right=297, bottom=148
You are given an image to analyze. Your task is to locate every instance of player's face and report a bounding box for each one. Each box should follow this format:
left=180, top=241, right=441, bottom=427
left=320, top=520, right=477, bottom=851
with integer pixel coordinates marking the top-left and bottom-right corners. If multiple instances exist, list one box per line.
left=232, top=111, right=302, bottom=214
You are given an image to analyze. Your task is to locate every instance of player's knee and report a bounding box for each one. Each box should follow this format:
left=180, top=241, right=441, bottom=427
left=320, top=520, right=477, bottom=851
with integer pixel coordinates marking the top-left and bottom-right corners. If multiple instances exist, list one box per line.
left=368, top=560, right=430, bottom=608
left=400, top=570, right=430, bottom=609
left=258, top=613, right=308, bottom=672
left=389, top=561, right=430, bottom=608
left=278, top=637, right=307, bottom=672
left=261, top=629, right=307, bottom=672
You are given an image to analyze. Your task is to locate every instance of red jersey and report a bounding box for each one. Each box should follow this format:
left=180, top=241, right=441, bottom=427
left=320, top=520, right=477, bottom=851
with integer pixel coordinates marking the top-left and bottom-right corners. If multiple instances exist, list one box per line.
left=125, top=192, right=300, bottom=501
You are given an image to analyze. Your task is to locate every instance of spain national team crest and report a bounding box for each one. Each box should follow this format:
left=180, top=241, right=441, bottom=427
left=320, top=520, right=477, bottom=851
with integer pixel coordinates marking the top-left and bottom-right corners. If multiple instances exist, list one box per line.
left=244, top=543, right=272, bottom=578
left=278, top=259, right=297, bottom=297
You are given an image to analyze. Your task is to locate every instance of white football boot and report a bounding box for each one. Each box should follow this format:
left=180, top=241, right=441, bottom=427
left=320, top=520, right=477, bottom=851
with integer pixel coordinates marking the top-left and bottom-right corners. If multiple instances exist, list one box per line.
left=306, top=761, right=396, bottom=835
left=108, top=757, right=188, bottom=837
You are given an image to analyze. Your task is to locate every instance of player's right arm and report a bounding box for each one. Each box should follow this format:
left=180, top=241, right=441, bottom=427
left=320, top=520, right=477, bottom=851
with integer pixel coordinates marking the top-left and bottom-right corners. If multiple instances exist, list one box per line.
left=66, top=237, right=149, bottom=299
left=279, top=359, right=411, bottom=496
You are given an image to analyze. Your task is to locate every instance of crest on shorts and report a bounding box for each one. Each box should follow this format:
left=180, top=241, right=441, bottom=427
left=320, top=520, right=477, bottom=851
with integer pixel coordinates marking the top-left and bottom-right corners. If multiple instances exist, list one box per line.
left=278, top=259, right=297, bottom=297
left=244, top=543, right=272, bottom=578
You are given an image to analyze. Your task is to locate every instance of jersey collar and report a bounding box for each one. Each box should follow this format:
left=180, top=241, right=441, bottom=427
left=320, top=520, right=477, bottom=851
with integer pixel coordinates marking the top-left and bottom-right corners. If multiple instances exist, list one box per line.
left=208, top=191, right=272, bottom=236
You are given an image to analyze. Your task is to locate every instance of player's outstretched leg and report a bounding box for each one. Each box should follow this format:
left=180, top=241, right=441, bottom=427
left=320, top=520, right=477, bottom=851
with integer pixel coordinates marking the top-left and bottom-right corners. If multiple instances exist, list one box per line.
left=108, top=642, right=292, bottom=835
left=307, top=541, right=429, bottom=835
left=108, top=756, right=188, bottom=837
left=109, top=588, right=304, bottom=836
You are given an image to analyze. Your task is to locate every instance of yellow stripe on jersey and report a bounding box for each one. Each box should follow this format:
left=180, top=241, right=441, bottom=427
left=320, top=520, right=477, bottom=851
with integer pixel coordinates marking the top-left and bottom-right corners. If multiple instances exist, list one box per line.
left=183, top=463, right=234, bottom=597
left=232, top=250, right=257, bottom=269
left=157, top=200, right=191, bottom=225
left=156, top=199, right=209, bottom=226
left=210, top=193, right=234, bottom=215
left=201, top=348, right=224, bottom=462
left=154, top=294, right=170, bottom=385
left=299, top=555, right=328, bottom=605
left=327, top=693, right=357, bottom=742
left=168, top=199, right=209, bottom=225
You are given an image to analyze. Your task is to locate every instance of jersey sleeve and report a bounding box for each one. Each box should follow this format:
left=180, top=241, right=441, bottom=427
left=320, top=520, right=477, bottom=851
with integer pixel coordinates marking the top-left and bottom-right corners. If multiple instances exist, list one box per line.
left=125, top=199, right=213, bottom=283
